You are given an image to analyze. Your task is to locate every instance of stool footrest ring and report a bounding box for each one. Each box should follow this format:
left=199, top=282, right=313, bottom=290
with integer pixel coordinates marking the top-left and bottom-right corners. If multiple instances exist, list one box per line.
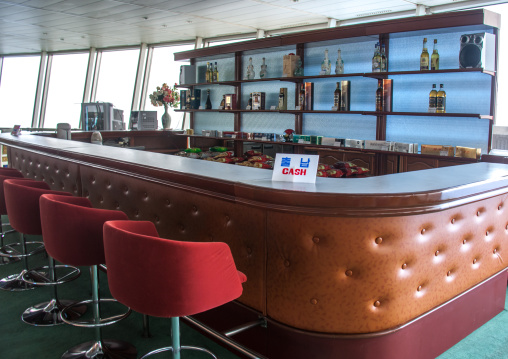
left=22, top=265, right=80, bottom=286
left=0, top=241, right=45, bottom=258
left=140, top=346, right=218, bottom=359
left=0, top=270, right=37, bottom=291
left=62, top=339, right=137, bottom=359
left=60, top=298, right=131, bottom=328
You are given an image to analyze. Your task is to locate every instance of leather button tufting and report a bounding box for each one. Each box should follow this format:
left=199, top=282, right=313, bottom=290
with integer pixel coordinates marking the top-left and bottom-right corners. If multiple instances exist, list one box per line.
left=499, top=205, right=503, bottom=210
left=155, top=216, right=159, bottom=222
left=477, top=211, right=481, bottom=216
left=134, top=210, right=139, bottom=216
left=165, top=199, right=171, bottom=206
left=451, top=218, right=455, bottom=224
left=312, top=236, right=320, bottom=243
left=225, top=215, right=230, bottom=222
left=178, top=224, right=185, bottom=231
left=345, top=270, right=353, bottom=276
left=114, top=201, right=119, bottom=208
left=246, top=247, right=252, bottom=254
left=486, top=231, right=489, bottom=236
left=447, top=270, right=451, bottom=276
left=310, top=298, right=318, bottom=305
left=401, top=263, right=407, bottom=269
left=463, top=239, right=467, bottom=245
left=192, top=205, right=198, bottom=213
left=284, top=260, right=290, bottom=267
left=473, top=258, right=477, bottom=264
left=435, top=250, right=439, bottom=256
left=421, top=228, right=426, bottom=235
left=374, top=301, right=381, bottom=307
left=493, top=248, right=497, bottom=254
left=375, top=237, right=383, bottom=244
left=417, top=285, right=422, bottom=291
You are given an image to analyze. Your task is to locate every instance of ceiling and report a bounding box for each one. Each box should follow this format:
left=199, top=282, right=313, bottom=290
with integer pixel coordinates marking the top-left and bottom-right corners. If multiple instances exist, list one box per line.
left=0, top=0, right=505, bottom=55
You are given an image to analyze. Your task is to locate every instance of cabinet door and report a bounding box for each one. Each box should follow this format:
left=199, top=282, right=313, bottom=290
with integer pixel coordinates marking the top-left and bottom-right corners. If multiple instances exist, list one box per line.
left=343, top=151, right=375, bottom=171
left=399, top=155, right=438, bottom=172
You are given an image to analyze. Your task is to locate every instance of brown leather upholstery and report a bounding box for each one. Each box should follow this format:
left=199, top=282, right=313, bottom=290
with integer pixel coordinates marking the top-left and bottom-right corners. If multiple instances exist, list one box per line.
left=9, top=147, right=81, bottom=196
left=79, top=164, right=265, bottom=313
left=266, top=194, right=508, bottom=333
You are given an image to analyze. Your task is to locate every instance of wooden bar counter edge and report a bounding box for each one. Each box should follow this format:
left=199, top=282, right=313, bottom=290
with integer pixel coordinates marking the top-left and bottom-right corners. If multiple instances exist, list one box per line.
left=1, top=132, right=507, bottom=359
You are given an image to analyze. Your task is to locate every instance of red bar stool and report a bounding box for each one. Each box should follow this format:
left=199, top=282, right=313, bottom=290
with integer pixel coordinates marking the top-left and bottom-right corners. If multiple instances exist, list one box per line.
left=103, top=220, right=247, bottom=359
left=40, top=194, right=136, bottom=359
left=0, top=168, right=24, bottom=266
left=1, top=178, right=84, bottom=327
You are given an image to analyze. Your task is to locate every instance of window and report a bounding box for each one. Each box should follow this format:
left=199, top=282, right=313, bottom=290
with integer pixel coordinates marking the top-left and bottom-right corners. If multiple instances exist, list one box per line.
left=0, top=55, right=41, bottom=128
left=144, top=44, right=194, bottom=130
left=94, top=48, right=140, bottom=119
left=43, top=53, right=89, bottom=129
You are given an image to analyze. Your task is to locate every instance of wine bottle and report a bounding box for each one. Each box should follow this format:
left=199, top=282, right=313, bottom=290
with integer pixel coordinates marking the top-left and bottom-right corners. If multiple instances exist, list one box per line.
left=212, top=62, right=218, bottom=82
left=335, top=49, right=344, bottom=75
left=206, top=62, right=211, bottom=83
left=431, top=39, right=439, bottom=70
left=333, top=82, right=341, bottom=110
left=248, top=93, right=253, bottom=109
left=299, top=86, right=306, bottom=110
left=420, top=38, right=429, bottom=71
left=372, top=43, right=381, bottom=72
left=375, top=80, right=383, bottom=112
left=219, top=94, right=225, bottom=109
left=205, top=89, right=212, bottom=109
left=428, top=84, right=437, bottom=113
left=436, top=84, right=446, bottom=113
left=380, top=44, right=387, bottom=72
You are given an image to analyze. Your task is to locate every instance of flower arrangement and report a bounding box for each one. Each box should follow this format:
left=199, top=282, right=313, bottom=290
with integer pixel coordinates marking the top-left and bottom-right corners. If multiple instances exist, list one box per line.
left=149, top=83, right=180, bottom=108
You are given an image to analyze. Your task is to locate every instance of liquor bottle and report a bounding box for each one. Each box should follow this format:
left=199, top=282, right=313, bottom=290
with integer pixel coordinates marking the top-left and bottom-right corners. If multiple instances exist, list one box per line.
left=333, top=82, right=341, bottom=110
left=212, top=62, right=218, bottom=82
left=206, top=62, right=211, bottom=83
left=335, top=49, right=344, bottom=75
left=293, top=57, right=303, bottom=76
left=372, top=43, right=381, bottom=72
left=428, top=84, right=437, bottom=113
left=420, top=38, right=429, bottom=71
left=321, top=48, right=331, bottom=75
left=299, top=86, right=306, bottom=110
left=246, top=57, right=255, bottom=80
left=219, top=94, right=225, bottom=109
left=431, top=39, right=439, bottom=70
left=436, top=84, right=446, bottom=113
left=380, top=44, right=387, bottom=72
left=205, top=89, right=212, bottom=109
left=248, top=93, right=253, bottom=109
left=260, top=57, right=267, bottom=78
left=375, top=80, right=383, bottom=112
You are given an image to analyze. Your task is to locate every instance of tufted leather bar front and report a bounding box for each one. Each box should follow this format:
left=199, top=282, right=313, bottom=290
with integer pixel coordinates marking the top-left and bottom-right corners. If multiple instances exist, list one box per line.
left=1, top=133, right=507, bottom=356
left=266, top=195, right=507, bottom=333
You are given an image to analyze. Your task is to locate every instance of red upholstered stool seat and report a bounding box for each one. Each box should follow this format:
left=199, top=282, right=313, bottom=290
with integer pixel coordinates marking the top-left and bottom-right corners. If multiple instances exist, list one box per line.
left=0, top=169, right=24, bottom=266
left=40, top=194, right=136, bottom=359
left=0, top=178, right=84, bottom=327
left=103, top=220, right=247, bottom=359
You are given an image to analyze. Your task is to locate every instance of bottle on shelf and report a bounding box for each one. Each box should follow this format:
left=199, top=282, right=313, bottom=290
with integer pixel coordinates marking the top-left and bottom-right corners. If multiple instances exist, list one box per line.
left=298, top=85, right=306, bottom=110
left=380, top=44, right=387, bottom=72
left=260, top=57, right=267, bottom=78
left=205, top=89, right=212, bottom=110
left=213, top=62, right=218, bottom=82
left=428, top=84, right=437, bottom=113
left=333, top=82, right=341, bottom=110
left=206, top=62, right=211, bottom=83
left=436, top=84, right=446, bottom=113
left=246, top=57, right=255, bottom=80
left=420, top=38, right=429, bottom=71
left=372, top=43, right=381, bottom=72
left=431, top=39, right=439, bottom=70
left=248, top=93, right=253, bottom=109
left=321, top=48, right=331, bottom=75
left=219, top=94, right=225, bottom=109
left=294, top=57, right=304, bottom=76
left=375, top=80, right=383, bottom=112
left=335, top=49, right=344, bottom=74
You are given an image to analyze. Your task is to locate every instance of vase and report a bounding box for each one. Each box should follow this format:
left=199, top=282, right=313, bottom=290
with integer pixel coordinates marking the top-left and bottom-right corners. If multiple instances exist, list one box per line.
left=161, top=105, right=171, bottom=129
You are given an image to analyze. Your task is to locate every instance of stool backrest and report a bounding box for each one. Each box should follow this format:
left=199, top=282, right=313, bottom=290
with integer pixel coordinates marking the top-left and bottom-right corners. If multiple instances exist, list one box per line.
left=4, top=178, right=72, bottom=235
left=0, top=173, right=25, bottom=215
left=103, top=220, right=245, bottom=318
left=40, top=194, right=128, bottom=266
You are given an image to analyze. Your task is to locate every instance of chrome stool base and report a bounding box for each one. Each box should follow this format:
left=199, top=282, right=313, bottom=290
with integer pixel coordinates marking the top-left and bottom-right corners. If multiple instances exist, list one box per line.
left=0, top=270, right=37, bottom=291
left=0, top=255, right=20, bottom=265
left=61, top=339, right=137, bottom=359
left=22, top=299, right=87, bottom=326
left=140, top=346, right=218, bottom=359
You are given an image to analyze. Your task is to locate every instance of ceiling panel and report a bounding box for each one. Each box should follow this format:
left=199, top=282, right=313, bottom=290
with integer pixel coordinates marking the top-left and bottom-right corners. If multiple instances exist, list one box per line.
left=0, top=0, right=502, bottom=55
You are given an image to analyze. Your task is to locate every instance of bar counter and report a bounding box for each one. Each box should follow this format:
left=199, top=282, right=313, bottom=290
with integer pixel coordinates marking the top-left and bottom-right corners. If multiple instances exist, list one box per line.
left=1, top=132, right=507, bottom=359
